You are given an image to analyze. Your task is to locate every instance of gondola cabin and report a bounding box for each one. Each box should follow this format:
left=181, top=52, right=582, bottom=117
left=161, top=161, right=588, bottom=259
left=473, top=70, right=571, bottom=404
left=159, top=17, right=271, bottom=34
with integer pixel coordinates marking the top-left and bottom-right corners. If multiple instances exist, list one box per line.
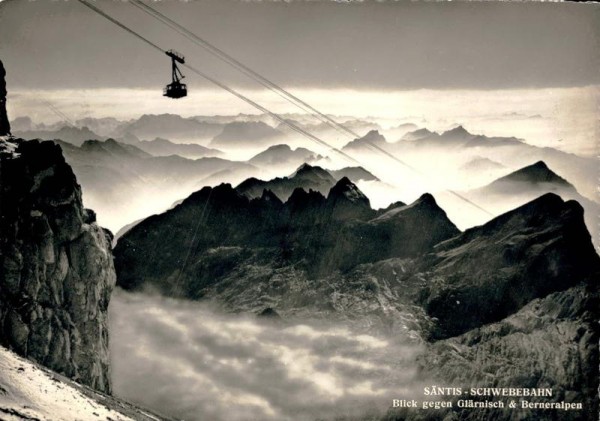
left=164, top=50, right=187, bottom=99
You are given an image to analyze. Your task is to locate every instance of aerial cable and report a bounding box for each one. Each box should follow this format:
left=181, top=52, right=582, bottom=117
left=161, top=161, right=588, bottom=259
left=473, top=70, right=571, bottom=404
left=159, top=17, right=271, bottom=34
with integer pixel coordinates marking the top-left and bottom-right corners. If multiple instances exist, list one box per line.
left=40, top=100, right=77, bottom=127
left=127, top=1, right=493, bottom=217
left=129, top=0, right=352, bottom=139
left=76, top=0, right=360, bottom=167
left=77, top=0, right=493, bottom=217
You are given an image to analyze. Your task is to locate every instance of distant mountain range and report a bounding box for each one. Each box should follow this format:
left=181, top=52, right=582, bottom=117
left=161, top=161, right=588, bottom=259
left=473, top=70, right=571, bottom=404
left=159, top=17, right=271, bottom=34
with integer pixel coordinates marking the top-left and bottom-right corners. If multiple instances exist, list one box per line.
left=248, top=144, right=322, bottom=168
left=135, top=137, right=222, bottom=159
left=236, top=163, right=378, bottom=201
left=45, top=138, right=256, bottom=232
left=210, top=121, right=283, bottom=148
left=465, top=160, right=599, bottom=249
left=342, top=125, right=598, bottom=202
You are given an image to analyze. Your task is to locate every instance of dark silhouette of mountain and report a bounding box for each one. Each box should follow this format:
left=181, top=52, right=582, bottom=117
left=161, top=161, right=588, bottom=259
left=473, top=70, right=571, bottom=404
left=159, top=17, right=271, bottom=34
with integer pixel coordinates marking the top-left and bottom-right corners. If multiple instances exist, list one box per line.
left=399, top=125, right=523, bottom=147
left=114, top=182, right=598, bottom=333
left=248, top=144, right=321, bottom=167
left=135, top=137, right=222, bottom=159
left=81, top=138, right=152, bottom=159
left=421, top=193, right=599, bottom=338
left=236, top=163, right=337, bottom=201
left=210, top=121, right=283, bottom=148
left=114, top=178, right=459, bottom=292
left=14, top=125, right=104, bottom=146
left=326, top=176, right=372, bottom=220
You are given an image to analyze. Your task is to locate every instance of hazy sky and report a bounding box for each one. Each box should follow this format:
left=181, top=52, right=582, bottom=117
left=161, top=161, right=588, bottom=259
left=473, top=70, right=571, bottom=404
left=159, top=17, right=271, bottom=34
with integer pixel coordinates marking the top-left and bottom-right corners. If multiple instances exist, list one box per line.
left=1, top=0, right=598, bottom=91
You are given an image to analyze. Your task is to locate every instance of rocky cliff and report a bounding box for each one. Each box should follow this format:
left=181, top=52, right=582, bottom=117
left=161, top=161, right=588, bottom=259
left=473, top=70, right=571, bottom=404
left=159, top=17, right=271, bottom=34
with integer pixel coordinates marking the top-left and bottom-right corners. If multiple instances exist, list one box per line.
left=114, top=178, right=459, bottom=294
left=0, top=60, right=10, bottom=136
left=0, top=138, right=116, bottom=393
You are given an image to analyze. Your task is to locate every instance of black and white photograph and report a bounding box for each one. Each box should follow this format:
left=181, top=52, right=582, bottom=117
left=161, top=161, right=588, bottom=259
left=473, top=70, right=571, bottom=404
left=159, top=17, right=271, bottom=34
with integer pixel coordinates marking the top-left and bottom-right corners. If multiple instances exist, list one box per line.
left=0, top=0, right=598, bottom=420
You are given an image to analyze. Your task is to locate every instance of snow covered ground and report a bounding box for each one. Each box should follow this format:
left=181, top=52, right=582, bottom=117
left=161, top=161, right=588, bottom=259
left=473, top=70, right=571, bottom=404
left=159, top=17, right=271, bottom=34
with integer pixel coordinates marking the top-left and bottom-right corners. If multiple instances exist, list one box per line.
left=0, top=346, right=171, bottom=421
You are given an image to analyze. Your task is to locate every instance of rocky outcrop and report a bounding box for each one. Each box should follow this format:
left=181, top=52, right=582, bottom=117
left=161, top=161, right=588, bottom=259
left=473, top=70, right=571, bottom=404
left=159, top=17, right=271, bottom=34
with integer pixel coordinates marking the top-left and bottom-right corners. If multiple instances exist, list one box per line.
left=0, top=139, right=116, bottom=393
left=0, top=60, right=10, bottom=136
left=414, top=284, right=599, bottom=421
left=419, top=193, right=600, bottom=339
left=114, top=178, right=459, bottom=293
left=236, top=163, right=337, bottom=201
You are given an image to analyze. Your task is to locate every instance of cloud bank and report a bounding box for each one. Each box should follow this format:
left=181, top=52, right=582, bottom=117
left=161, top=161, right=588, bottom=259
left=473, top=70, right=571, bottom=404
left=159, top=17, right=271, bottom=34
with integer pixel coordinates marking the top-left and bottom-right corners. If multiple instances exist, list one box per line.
left=109, top=290, right=425, bottom=421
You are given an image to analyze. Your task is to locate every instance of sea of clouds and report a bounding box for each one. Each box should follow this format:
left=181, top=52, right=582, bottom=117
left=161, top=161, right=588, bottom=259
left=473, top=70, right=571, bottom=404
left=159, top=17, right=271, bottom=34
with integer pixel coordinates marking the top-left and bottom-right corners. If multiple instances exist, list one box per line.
left=110, top=289, right=426, bottom=421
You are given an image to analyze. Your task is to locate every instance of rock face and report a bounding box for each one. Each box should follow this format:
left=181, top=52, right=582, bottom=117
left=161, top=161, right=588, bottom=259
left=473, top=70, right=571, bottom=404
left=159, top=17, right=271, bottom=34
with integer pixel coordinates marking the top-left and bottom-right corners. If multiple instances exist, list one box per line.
left=0, top=60, right=10, bottom=136
left=0, top=139, right=116, bottom=393
left=419, top=193, right=600, bottom=339
left=236, top=163, right=338, bottom=201
left=114, top=178, right=459, bottom=293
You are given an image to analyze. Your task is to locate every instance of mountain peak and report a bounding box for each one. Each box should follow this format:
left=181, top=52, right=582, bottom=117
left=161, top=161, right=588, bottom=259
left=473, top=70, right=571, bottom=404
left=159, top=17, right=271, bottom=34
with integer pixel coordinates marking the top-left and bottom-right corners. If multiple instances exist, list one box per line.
left=291, top=163, right=334, bottom=182
left=294, top=162, right=314, bottom=173
left=495, top=161, right=572, bottom=187
left=415, top=192, right=437, bottom=206
left=326, top=177, right=372, bottom=220
left=327, top=177, right=368, bottom=203
left=443, top=125, right=471, bottom=137
left=362, top=129, right=384, bottom=141
left=401, top=128, right=435, bottom=141
left=259, top=188, right=283, bottom=205
left=265, top=144, right=292, bottom=152
left=343, top=130, right=387, bottom=150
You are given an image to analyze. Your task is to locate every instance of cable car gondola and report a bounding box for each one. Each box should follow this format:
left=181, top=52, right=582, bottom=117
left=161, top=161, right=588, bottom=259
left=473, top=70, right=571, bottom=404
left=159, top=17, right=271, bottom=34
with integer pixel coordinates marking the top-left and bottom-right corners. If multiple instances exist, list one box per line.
left=164, top=49, right=187, bottom=99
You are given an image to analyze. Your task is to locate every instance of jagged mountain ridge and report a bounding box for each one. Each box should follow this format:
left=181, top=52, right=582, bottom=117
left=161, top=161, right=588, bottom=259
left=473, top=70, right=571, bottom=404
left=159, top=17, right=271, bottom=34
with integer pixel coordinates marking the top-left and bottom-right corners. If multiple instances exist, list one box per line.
left=44, top=138, right=256, bottom=232
left=132, top=137, right=222, bottom=159
left=114, top=178, right=459, bottom=294
left=236, top=163, right=377, bottom=201
left=248, top=144, right=322, bottom=168
left=13, top=125, right=105, bottom=147
left=236, top=163, right=336, bottom=200
left=342, top=126, right=598, bottom=202
left=114, top=177, right=598, bottom=336
left=116, top=113, right=224, bottom=141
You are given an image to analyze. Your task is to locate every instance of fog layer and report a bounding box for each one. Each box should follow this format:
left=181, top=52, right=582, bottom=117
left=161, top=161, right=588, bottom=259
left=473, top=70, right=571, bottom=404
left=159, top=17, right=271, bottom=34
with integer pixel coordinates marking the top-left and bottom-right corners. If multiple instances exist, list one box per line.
left=110, top=290, right=424, bottom=421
